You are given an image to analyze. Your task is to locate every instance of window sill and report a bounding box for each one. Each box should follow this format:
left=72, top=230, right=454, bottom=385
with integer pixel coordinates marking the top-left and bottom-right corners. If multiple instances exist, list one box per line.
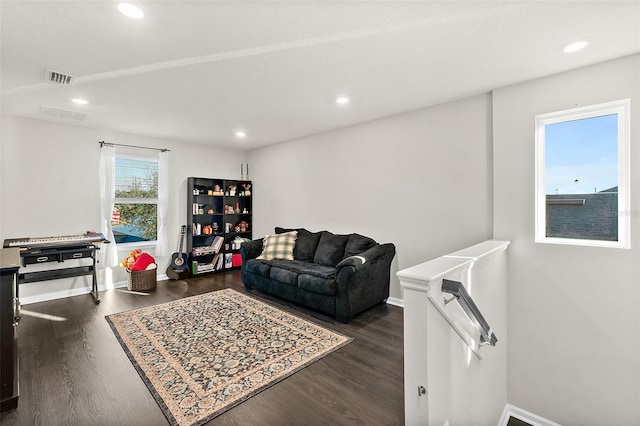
left=535, top=237, right=629, bottom=249
left=115, top=241, right=157, bottom=252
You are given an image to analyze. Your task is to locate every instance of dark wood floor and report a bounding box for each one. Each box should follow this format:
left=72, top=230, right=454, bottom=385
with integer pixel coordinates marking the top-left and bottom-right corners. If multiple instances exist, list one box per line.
left=1, top=271, right=404, bottom=425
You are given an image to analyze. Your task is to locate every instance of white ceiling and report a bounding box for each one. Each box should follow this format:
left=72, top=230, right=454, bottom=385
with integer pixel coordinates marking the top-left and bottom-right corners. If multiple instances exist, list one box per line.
left=2, top=1, right=639, bottom=150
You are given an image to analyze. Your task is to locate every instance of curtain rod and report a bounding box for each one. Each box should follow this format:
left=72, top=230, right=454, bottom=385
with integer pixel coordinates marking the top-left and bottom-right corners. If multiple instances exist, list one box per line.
left=98, top=141, right=170, bottom=152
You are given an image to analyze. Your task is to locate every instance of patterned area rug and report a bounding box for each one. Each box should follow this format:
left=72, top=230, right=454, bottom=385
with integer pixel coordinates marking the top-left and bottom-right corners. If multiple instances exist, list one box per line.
left=106, top=289, right=352, bottom=426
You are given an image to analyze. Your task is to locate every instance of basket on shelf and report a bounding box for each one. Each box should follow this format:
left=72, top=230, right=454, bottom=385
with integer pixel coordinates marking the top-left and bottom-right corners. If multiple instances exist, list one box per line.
left=127, top=268, right=157, bottom=291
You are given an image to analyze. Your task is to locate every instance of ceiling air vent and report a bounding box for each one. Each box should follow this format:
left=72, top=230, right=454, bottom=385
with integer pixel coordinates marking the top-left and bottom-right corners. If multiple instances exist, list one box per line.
left=45, top=68, right=75, bottom=86
left=40, top=104, right=89, bottom=122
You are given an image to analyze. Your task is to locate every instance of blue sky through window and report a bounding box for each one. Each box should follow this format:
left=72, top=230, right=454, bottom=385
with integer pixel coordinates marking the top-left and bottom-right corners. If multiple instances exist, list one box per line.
left=545, top=114, right=618, bottom=195
left=115, top=157, right=158, bottom=196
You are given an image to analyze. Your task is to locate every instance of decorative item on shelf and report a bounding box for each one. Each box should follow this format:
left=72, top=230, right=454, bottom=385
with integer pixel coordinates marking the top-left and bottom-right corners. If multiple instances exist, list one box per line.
left=235, top=202, right=240, bottom=213
left=231, top=236, right=250, bottom=250
left=198, top=205, right=204, bottom=214
left=207, top=208, right=214, bottom=214
left=213, top=223, right=219, bottom=233
left=214, top=184, right=221, bottom=192
left=241, top=183, right=251, bottom=196
left=242, top=208, right=249, bottom=214
left=207, top=190, right=213, bottom=196
left=202, top=225, right=213, bottom=235
left=228, top=185, right=237, bottom=196
left=238, top=221, right=249, bottom=232
left=240, top=163, right=250, bottom=181
left=225, top=222, right=232, bottom=233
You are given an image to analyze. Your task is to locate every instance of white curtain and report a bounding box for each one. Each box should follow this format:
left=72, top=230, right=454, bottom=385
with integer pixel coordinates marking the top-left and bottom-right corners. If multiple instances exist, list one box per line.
left=99, top=146, right=118, bottom=267
left=155, top=151, right=169, bottom=257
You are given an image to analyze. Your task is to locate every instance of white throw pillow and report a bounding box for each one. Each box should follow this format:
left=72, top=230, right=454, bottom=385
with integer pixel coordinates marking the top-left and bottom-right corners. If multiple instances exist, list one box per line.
left=257, top=231, right=298, bottom=260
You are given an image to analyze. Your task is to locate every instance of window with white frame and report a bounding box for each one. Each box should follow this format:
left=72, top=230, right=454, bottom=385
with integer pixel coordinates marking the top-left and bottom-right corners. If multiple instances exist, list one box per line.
left=112, top=156, right=158, bottom=244
left=535, top=99, right=630, bottom=248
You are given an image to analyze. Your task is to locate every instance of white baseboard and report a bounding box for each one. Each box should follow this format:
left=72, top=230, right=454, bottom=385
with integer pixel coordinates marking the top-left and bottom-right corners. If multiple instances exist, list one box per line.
left=499, top=404, right=562, bottom=426
left=20, top=273, right=169, bottom=305
left=386, top=296, right=404, bottom=307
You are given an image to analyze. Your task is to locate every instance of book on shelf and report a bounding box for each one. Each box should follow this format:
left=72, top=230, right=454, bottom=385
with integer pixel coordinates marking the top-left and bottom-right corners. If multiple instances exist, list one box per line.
left=224, top=253, right=233, bottom=269
left=211, top=235, right=224, bottom=253
left=192, top=246, right=215, bottom=256
left=192, top=236, right=224, bottom=256
left=191, top=253, right=224, bottom=274
left=212, top=253, right=223, bottom=270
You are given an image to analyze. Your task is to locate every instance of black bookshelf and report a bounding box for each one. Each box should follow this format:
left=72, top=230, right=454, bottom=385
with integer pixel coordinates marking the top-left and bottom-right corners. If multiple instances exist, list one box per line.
left=186, top=177, right=252, bottom=275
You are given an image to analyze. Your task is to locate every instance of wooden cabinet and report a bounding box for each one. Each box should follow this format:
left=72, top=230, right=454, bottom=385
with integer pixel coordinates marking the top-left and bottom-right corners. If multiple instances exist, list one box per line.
left=187, top=177, right=252, bottom=275
left=0, top=248, right=20, bottom=412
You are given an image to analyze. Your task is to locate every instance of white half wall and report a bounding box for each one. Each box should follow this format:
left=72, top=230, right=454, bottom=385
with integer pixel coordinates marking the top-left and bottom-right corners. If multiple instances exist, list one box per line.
left=0, top=115, right=247, bottom=302
left=248, top=94, right=494, bottom=299
left=493, top=54, right=640, bottom=425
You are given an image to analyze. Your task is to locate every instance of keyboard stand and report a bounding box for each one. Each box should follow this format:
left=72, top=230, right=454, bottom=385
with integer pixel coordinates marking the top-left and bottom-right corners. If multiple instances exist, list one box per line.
left=17, top=244, right=101, bottom=305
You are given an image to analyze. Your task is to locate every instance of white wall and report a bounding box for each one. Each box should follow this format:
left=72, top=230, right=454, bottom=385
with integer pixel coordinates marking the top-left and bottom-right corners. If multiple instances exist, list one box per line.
left=248, top=94, right=494, bottom=299
left=493, top=54, right=640, bottom=425
left=0, top=115, right=247, bottom=302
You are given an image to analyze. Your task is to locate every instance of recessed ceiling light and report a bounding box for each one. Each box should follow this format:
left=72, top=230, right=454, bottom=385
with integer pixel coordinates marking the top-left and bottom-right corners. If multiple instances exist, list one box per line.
left=336, top=97, right=350, bottom=104
left=235, top=131, right=246, bottom=138
left=561, top=40, right=588, bottom=53
left=118, top=3, right=144, bottom=20
left=71, top=98, right=89, bottom=105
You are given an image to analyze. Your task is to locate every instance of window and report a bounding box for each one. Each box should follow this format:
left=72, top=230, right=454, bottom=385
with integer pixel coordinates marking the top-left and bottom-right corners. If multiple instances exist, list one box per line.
left=111, top=156, right=158, bottom=244
left=535, top=99, right=630, bottom=248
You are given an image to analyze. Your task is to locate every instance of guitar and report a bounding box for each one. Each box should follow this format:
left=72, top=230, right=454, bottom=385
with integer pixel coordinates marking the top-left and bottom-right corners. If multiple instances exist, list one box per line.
left=166, top=225, right=190, bottom=279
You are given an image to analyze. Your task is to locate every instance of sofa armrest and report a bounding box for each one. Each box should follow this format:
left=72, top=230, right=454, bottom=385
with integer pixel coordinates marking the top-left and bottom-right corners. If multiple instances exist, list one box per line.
left=240, top=238, right=264, bottom=263
left=334, top=243, right=396, bottom=322
left=336, top=243, right=395, bottom=270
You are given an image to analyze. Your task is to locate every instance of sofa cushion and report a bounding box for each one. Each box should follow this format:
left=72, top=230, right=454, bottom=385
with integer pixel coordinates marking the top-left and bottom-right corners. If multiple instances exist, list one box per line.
left=266, top=259, right=335, bottom=279
left=344, top=234, right=377, bottom=259
left=269, top=266, right=299, bottom=286
left=313, top=231, right=350, bottom=267
left=298, top=275, right=336, bottom=296
left=244, top=259, right=271, bottom=278
left=275, top=226, right=295, bottom=234
left=257, top=231, right=298, bottom=260
left=275, top=227, right=322, bottom=262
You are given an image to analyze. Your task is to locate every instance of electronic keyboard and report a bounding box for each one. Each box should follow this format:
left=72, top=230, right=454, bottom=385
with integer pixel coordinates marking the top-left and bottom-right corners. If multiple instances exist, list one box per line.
left=3, top=233, right=109, bottom=250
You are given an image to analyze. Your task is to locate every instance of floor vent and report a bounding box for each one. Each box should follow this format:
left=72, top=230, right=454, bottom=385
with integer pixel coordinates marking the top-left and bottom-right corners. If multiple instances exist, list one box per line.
left=44, top=68, right=75, bottom=86
left=40, top=104, right=89, bottom=122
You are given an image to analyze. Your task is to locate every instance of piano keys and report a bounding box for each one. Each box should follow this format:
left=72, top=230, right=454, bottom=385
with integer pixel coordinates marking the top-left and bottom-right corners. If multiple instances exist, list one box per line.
left=3, top=233, right=109, bottom=250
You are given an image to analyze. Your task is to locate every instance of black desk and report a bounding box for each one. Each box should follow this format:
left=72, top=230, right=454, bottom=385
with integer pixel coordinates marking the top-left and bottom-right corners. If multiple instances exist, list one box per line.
left=0, top=248, right=20, bottom=412
left=17, top=244, right=102, bottom=304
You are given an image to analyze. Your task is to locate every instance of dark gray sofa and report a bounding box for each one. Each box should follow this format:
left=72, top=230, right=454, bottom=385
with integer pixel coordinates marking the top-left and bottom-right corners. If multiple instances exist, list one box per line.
left=240, top=227, right=395, bottom=323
